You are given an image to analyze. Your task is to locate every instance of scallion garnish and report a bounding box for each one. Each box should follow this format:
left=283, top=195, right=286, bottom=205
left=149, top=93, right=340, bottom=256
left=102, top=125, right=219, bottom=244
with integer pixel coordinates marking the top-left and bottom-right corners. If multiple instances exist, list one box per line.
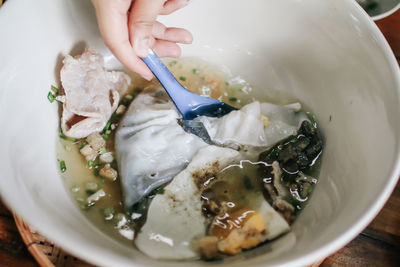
left=59, top=133, right=76, bottom=142
left=225, top=82, right=230, bottom=86
left=47, top=92, right=55, bottom=103
left=100, top=147, right=107, bottom=154
left=60, top=160, right=66, bottom=173
left=103, top=134, right=109, bottom=140
left=192, top=68, right=199, bottom=74
left=152, top=187, right=165, bottom=195
left=86, top=189, right=96, bottom=195
left=98, top=179, right=106, bottom=189
left=103, top=121, right=111, bottom=132
left=179, top=76, right=186, bottom=81
left=51, top=85, right=59, bottom=94
left=79, top=141, right=87, bottom=149
left=87, top=160, right=102, bottom=167
left=229, top=97, right=237, bottom=102
left=231, top=87, right=243, bottom=91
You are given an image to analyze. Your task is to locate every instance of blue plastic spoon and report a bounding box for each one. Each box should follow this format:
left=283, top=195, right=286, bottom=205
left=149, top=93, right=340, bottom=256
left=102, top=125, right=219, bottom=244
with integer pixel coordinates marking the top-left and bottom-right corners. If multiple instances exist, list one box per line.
left=141, top=50, right=237, bottom=142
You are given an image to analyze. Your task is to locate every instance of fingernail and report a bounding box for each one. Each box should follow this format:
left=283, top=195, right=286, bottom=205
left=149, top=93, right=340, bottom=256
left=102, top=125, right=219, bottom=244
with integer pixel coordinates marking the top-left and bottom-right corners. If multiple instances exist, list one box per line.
left=134, top=37, right=151, bottom=58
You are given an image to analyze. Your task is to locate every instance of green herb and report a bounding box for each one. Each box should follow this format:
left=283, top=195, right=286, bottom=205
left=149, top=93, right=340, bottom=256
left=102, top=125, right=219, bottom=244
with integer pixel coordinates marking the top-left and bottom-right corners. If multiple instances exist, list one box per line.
left=229, top=97, right=237, bottom=102
left=243, top=176, right=254, bottom=190
left=86, top=182, right=98, bottom=191
left=105, top=130, right=111, bottom=135
left=225, top=82, right=230, bottom=86
left=179, top=76, right=186, bottom=81
left=125, top=210, right=132, bottom=217
left=80, top=203, right=90, bottom=210
left=169, top=60, right=177, bottom=67
left=86, top=189, right=96, bottom=195
left=51, top=85, right=59, bottom=94
left=100, top=147, right=107, bottom=154
left=98, top=179, right=106, bottom=189
left=87, top=160, right=102, bottom=167
left=111, top=113, right=119, bottom=119
left=192, top=68, right=199, bottom=74
left=59, top=133, right=76, bottom=142
left=103, top=121, right=111, bottom=132
left=47, top=92, right=55, bottom=103
left=103, top=134, right=109, bottom=140
left=103, top=207, right=115, bottom=220
left=79, top=141, right=88, bottom=149
left=231, top=87, right=243, bottom=91
left=59, top=160, right=66, bottom=173
left=93, top=168, right=100, bottom=177
left=152, top=187, right=165, bottom=195
left=76, top=197, right=85, bottom=202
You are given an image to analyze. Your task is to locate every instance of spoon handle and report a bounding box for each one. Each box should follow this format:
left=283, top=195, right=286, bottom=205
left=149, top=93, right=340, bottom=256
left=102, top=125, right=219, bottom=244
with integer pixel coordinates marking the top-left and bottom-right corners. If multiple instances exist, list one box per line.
left=141, top=49, right=198, bottom=116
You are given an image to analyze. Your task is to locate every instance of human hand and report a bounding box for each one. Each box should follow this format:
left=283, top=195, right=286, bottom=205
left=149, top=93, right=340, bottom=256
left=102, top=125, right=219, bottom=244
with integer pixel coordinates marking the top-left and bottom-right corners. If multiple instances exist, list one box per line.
left=91, top=0, right=192, bottom=80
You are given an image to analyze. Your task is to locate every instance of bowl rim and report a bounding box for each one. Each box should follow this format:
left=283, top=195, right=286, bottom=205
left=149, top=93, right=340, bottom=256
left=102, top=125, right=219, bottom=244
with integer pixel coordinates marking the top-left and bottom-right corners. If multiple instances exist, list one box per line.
left=1, top=0, right=400, bottom=266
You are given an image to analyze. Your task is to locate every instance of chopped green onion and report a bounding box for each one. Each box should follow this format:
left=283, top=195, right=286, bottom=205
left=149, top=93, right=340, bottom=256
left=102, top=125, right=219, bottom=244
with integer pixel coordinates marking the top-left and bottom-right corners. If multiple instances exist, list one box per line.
left=105, top=130, right=111, bottom=135
left=80, top=203, right=90, bottom=210
left=100, top=147, right=107, bottom=154
left=103, top=134, right=109, bottom=140
left=103, top=121, right=111, bottom=132
left=65, top=145, right=72, bottom=152
left=179, top=76, right=186, bottom=81
left=79, top=141, right=87, bottom=149
left=103, top=207, right=115, bottom=220
left=192, top=68, right=199, bottom=74
left=225, top=82, right=230, bottom=86
left=98, top=179, right=106, bottom=189
left=76, top=197, right=85, bottom=202
left=111, top=113, right=119, bottom=119
left=231, top=87, right=243, bottom=91
left=93, top=168, right=100, bottom=177
left=86, top=189, right=96, bottom=195
left=60, top=160, right=66, bottom=173
left=229, top=97, right=237, bottom=102
left=152, top=187, right=165, bottom=195
left=59, top=133, right=76, bottom=142
left=47, top=92, right=55, bottom=103
left=169, top=60, right=177, bottom=67
left=51, top=85, right=59, bottom=94
left=87, top=160, right=102, bottom=167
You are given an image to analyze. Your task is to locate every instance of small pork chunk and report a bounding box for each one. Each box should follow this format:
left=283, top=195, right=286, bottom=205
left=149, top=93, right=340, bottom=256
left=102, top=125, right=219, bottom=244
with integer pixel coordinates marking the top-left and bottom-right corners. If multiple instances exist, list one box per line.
left=61, top=48, right=131, bottom=138
left=86, top=132, right=105, bottom=152
left=99, top=164, right=118, bottom=181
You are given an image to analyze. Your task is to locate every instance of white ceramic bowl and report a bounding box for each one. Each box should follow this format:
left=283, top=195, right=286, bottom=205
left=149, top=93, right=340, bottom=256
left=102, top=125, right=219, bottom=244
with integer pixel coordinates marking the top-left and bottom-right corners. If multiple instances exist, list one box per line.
left=0, top=0, right=399, bottom=266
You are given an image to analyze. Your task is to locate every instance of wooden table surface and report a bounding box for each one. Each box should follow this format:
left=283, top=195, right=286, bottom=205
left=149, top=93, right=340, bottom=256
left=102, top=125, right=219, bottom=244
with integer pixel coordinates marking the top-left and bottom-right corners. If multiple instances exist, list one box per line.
left=1, top=7, right=400, bottom=267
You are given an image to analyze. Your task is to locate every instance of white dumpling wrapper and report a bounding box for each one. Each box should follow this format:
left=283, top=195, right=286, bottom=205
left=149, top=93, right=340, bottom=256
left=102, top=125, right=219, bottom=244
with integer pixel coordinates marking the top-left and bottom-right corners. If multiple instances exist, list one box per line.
left=196, top=101, right=308, bottom=148
left=135, top=146, right=241, bottom=260
left=115, top=90, right=207, bottom=207
left=136, top=146, right=290, bottom=260
left=61, top=48, right=131, bottom=138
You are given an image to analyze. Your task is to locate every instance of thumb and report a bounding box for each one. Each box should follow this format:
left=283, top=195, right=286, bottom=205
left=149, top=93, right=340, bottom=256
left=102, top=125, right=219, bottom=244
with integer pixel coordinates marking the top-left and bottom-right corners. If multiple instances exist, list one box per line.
left=129, top=0, right=166, bottom=57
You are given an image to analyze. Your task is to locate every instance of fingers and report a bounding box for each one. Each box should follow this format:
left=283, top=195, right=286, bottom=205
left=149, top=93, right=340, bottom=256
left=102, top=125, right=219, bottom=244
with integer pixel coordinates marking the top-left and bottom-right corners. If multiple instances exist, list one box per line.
left=128, top=0, right=166, bottom=57
left=160, top=0, right=190, bottom=15
left=91, top=0, right=153, bottom=80
left=152, top=21, right=193, bottom=44
left=153, top=39, right=182, bottom=58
